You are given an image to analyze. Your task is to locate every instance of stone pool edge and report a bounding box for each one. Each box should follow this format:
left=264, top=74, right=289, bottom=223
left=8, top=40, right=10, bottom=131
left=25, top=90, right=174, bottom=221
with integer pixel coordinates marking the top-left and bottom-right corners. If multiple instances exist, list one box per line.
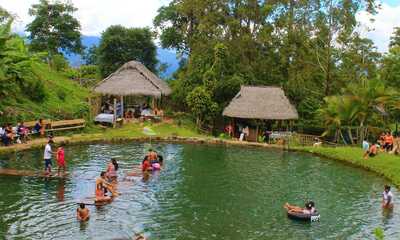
left=1, top=136, right=398, bottom=187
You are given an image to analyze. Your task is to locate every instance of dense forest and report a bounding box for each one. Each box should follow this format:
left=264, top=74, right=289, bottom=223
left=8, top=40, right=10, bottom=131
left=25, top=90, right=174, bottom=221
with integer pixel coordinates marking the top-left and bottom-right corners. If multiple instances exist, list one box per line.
left=1, top=0, right=400, bottom=140
left=154, top=0, right=400, bottom=138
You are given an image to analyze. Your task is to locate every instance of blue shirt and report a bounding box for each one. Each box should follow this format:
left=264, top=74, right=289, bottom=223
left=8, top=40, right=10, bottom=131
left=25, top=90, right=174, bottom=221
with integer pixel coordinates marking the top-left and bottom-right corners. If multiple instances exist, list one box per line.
left=362, top=141, right=369, bottom=151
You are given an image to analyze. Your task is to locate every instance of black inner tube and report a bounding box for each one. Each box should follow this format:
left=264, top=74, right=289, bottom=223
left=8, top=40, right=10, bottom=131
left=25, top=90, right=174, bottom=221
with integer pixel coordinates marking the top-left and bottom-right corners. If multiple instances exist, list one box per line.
left=287, top=210, right=320, bottom=222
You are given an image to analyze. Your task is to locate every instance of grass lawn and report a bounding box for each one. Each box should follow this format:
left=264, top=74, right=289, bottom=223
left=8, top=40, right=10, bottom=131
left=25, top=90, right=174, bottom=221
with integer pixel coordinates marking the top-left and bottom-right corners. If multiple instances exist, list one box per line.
left=296, top=146, right=400, bottom=186
left=69, top=120, right=207, bottom=141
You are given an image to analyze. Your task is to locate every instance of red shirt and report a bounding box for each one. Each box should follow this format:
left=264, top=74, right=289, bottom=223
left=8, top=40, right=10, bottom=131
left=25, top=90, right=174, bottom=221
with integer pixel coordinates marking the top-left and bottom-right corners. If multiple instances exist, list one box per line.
left=142, top=161, right=151, bottom=172
left=57, top=148, right=65, bottom=165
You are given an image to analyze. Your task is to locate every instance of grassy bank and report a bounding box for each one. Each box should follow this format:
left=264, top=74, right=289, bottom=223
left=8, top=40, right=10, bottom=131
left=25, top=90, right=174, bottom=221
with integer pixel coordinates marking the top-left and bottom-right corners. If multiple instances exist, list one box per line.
left=1, top=64, right=90, bottom=122
left=2, top=122, right=400, bottom=188
left=295, top=146, right=400, bottom=186
left=0, top=121, right=208, bottom=154
left=72, top=121, right=206, bottom=141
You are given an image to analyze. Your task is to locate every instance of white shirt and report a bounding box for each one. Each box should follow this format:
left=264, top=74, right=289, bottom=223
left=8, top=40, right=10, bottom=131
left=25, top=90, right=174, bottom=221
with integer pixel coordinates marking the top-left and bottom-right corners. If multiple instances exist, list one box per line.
left=44, top=144, right=52, bottom=159
left=383, top=191, right=394, bottom=204
left=0, top=127, right=4, bottom=135
left=362, top=141, right=369, bottom=151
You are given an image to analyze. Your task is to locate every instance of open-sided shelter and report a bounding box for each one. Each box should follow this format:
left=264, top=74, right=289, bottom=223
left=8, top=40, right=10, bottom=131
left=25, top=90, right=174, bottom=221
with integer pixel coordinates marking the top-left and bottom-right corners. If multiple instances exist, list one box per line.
left=92, top=61, right=171, bottom=125
left=223, top=86, right=298, bottom=141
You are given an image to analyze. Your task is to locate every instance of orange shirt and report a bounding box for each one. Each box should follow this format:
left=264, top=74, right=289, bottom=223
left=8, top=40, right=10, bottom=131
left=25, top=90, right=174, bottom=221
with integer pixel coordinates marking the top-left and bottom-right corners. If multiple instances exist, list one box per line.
left=385, top=135, right=394, bottom=144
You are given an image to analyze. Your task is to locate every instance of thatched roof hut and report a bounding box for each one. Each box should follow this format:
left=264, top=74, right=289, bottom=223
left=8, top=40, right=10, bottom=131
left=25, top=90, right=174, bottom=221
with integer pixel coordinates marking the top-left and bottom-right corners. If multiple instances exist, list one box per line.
left=223, top=86, right=298, bottom=120
left=93, top=61, right=171, bottom=98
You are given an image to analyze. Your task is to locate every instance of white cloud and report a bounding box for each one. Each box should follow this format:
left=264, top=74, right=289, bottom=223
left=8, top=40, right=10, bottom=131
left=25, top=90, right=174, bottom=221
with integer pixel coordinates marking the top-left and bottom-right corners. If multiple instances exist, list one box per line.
left=357, top=3, right=400, bottom=52
left=1, top=0, right=398, bottom=52
left=0, top=0, right=170, bottom=36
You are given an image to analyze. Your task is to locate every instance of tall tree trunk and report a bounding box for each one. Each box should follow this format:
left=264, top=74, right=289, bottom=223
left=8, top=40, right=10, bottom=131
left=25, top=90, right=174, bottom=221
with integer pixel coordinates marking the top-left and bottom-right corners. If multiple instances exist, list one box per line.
left=339, top=129, right=346, bottom=144
left=347, top=127, right=354, bottom=145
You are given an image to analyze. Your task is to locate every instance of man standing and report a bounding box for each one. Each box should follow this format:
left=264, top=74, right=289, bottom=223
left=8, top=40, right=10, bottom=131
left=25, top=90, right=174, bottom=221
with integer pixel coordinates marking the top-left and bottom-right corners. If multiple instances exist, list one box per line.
left=44, top=139, right=54, bottom=175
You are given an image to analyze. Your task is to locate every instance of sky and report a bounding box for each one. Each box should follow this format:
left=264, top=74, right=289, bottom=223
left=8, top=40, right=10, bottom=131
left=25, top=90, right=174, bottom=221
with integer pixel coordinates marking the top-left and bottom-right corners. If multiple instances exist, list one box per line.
left=0, top=0, right=399, bottom=53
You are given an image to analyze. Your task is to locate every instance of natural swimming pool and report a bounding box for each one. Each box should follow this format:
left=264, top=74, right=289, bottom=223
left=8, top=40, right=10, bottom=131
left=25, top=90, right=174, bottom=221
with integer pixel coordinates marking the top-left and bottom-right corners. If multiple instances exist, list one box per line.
left=0, top=143, right=399, bottom=239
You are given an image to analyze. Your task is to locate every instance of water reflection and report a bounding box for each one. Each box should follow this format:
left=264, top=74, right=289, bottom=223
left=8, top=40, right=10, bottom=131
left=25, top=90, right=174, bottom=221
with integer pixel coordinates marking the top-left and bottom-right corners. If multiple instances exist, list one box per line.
left=57, top=179, right=65, bottom=202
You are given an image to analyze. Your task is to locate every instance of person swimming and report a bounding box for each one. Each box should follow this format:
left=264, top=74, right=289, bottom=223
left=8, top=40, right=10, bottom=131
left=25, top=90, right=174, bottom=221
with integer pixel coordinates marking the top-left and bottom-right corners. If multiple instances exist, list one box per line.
left=158, top=155, right=164, bottom=166
left=151, top=154, right=163, bottom=170
left=76, top=203, right=90, bottom=221
left=106, top=158, right=119, bottom=181
left=95, top=171, right=116, bottom=202
left=382, top=185, right=394, bottom=209
left=147, top=149, right=158, bottom=163
left=284, top=201, right=316, bottom=214
left=142, top=156, right=152, bottom=172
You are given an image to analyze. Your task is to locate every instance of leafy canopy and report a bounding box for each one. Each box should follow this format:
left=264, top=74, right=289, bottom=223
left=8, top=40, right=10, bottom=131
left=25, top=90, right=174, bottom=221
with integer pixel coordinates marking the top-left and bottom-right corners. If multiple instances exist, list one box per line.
left=97, top=25, right=158, bottom=77
left=26, top=0, right=83, bottom=57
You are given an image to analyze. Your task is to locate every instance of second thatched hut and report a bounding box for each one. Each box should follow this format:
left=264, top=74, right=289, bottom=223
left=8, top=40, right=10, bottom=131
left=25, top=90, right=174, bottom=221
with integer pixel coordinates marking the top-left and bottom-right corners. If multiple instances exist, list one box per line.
left=223, top=86, right=298, bottom=142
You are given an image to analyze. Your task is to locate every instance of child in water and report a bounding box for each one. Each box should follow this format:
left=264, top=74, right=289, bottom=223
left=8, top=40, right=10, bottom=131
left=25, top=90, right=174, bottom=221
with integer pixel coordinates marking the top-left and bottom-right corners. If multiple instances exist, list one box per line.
left=57, top=143, right=66, bottom=176
left=382, top=185, right=394, bottom=209
left=76, top=203, right=90, bottom=221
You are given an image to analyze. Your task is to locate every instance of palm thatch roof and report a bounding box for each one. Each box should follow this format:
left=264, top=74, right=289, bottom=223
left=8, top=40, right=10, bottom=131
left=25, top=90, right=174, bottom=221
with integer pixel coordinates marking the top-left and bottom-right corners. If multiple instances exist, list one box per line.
left=93, top=61, right=171, bottom=97
left=223, top=86, right=298, bottom=120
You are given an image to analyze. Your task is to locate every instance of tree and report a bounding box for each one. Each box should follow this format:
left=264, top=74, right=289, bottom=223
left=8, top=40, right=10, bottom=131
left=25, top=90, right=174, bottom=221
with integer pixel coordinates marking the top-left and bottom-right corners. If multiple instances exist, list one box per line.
left=154, top=0, right=380, bottom=129
left=186, top=86, right=218, bottom=127
left=319, top=78, right=397, bottom=143
left=82, top=45, right=98, bottom=65
left=97, top=25, right=158, bottom=77
left=389, top=27, right=400, bottom=48
left=0, top=6, right=11, bottom=24
left=26, top=0, right=83, bottom=64
left=381, top=46, right=400, bottom=89
left=0, top=18, right=46, bottom=102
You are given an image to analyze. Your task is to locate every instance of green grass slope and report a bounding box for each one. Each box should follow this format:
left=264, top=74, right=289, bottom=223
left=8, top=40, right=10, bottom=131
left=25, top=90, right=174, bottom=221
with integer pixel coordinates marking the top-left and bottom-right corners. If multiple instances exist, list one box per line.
left=1, top=64, right=90, bottom=123
left=297, top=146, right=400, bottom=186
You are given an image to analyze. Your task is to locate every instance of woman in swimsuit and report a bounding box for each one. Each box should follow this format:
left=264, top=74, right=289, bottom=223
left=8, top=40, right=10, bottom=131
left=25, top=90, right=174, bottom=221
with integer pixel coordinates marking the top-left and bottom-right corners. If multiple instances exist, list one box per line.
left=106, top=158, right=119, bottom=182
left=284, top=201, right=316, bottom=214
left=95, top=172, right=116, bottom=202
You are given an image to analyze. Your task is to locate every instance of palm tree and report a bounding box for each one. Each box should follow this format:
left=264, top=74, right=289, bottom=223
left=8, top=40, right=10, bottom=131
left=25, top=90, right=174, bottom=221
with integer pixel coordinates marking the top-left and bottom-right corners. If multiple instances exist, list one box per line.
left=319, top=78, right=397, bottom=144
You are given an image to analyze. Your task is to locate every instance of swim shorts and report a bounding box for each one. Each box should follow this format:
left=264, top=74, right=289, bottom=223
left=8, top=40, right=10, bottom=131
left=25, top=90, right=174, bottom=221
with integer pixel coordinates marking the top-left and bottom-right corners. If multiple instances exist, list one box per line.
left=45, top=158, right=52, bottom=170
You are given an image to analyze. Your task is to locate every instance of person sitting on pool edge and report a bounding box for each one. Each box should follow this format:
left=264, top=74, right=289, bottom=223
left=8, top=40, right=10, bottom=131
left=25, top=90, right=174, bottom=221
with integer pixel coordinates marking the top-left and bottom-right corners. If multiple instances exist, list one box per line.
left=284, top=201, right=316, bottom=214
left=366, top=142, right=378, bottom=159
left=76, top=203, right=90, bottom=221
left=95, top=171, right=117, bottom=202
left=382, top=185, right=394, bottom=209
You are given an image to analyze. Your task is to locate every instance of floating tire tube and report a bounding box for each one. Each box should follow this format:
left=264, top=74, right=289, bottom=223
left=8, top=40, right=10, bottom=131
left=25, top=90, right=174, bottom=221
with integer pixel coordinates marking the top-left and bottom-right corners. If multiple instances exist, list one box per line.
left=287, top=211, right=320, bottom=222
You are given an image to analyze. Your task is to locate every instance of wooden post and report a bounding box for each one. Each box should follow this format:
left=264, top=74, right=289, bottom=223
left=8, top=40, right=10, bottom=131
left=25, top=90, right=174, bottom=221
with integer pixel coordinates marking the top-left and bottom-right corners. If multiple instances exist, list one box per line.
left=256, top=125, right=259, bottom=142
left=113, top=97, right=117, bottom=128
left=121, top=95, right=124, bottom=119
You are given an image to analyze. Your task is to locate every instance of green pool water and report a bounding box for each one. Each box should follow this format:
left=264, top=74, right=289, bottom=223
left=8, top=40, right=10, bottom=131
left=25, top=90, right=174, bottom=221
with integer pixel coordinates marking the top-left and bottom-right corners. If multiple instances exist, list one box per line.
left=0, top=143, right=399, bottom=239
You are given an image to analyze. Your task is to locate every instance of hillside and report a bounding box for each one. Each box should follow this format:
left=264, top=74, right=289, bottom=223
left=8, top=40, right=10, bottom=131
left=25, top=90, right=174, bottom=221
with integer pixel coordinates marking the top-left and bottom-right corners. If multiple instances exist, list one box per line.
left=0, top=63, right=91, bottom=123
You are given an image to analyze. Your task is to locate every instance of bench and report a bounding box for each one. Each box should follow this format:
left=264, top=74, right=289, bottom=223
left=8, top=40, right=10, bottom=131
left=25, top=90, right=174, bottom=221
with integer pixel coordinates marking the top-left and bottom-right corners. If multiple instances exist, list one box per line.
left=48, top=119, right=86, bottom=132
left=24, top=119, right=51, bottom=129
left=24, top=119, right=85, bottom=133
